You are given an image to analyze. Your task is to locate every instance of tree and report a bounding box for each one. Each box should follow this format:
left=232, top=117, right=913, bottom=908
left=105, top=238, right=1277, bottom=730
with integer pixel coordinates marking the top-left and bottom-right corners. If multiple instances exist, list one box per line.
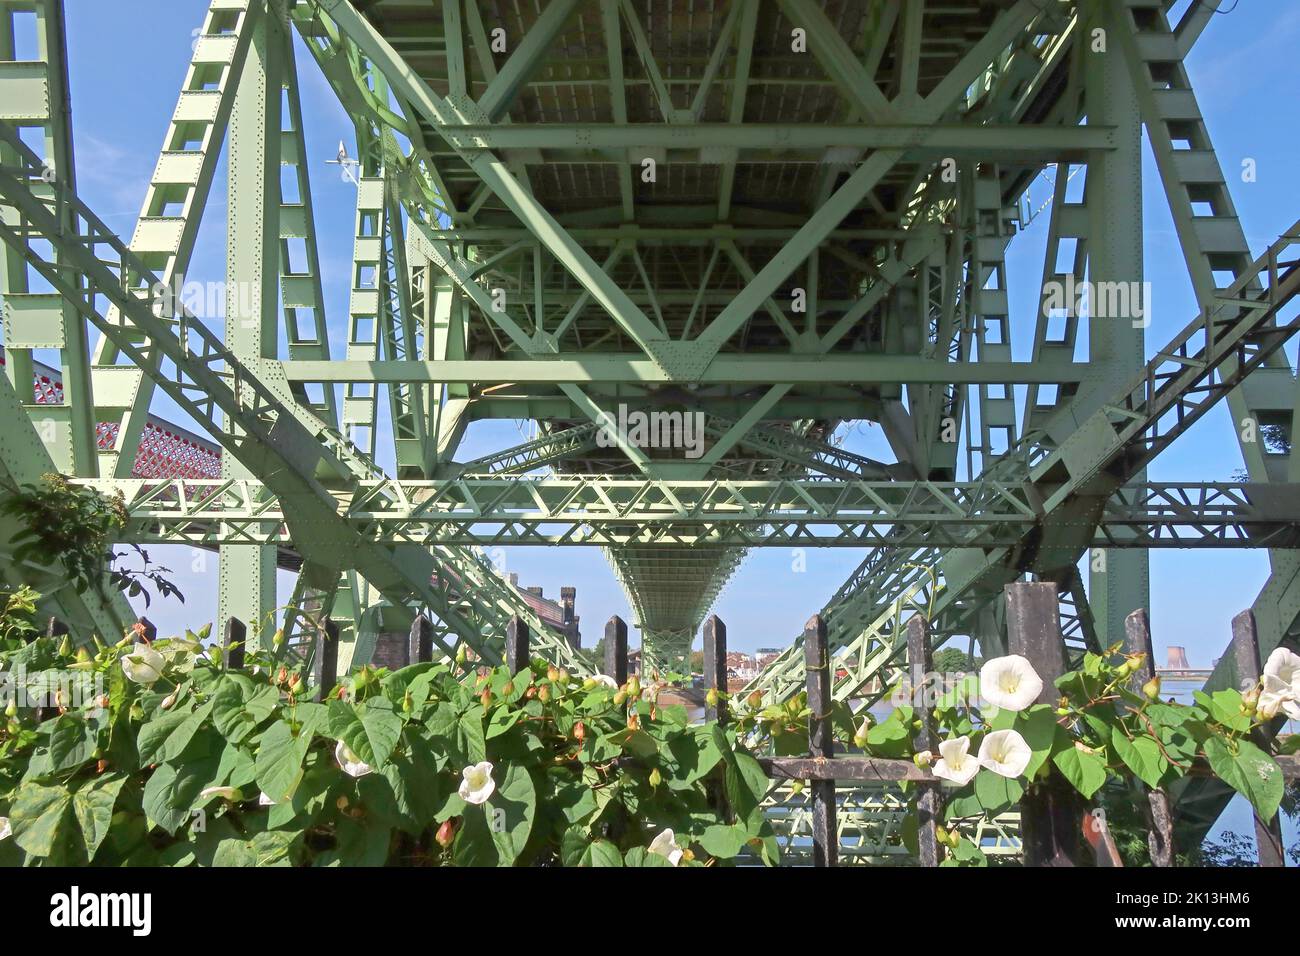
left=933, top=647, right=980, bottom=673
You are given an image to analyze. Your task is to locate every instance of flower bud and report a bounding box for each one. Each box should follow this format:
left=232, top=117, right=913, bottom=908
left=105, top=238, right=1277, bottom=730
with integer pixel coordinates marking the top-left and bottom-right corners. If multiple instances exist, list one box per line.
left=557, top=668, right=570, bottom=685
left=160, top=689, right=179, bottom=711
left=455, top=644, right=468, bottom=666
left=627, top=676, right=641, bottom=699
left=627, top=711, right=640, bottom=731
left=1142, top=676, right=1161, bottom=702
left=913, top=750, right=933, bottom=769
left=4, top=699, right=17, bottom=719
left=503, top=680, right=515, bottom=697
left=582, top=677, right=597, bottom=690
left=524, top=685, right=537, bottom=699
left=276, top=666, right=288, bottom=686
left=547, top=665, right=561, bottom=683
left=402, top=690, right=414, bottom=715
left=436, top=817, right=458, bottom=848
left=287, top=673, right=302, bottom=695
left=705, top=688, right=720, bottom=708
left=58, top=634, right=72, bottom=657
left=573, top=721, right=586, bottom=742
left=746, top=690, right=763, bottom=710
left=613, top=689, right=627, bottom=706
left=649, top=768, right=662, bottom=788
left=538, top=684, right=551, bottom=703
left=75, top=647, right=91, bottom=664
left=789, top=779, right=805, bottom=795
left=480, top=687, right=492, bottom=710
left=272, top=628, right=285, bottom=648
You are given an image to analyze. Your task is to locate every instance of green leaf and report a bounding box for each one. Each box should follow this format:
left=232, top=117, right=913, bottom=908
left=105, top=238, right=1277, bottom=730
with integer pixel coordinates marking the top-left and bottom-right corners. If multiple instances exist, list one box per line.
left=46, top=714, right=97, bottom=773
left=972, top=769, right=1023, bottom=812
left=255, top=720, right=312, bottom=804
left=724, top=752, right=770, bottom=820
left=1112, top=731, right=1168, bottom=789
left=486, top=763, right=537, bottom=865
left=457, top=710, right=487, bottom=764
left=327, top=698, right=402, bottom=769
left=699, top=823, right=748, bottom=859
left=623, top=846, right=672, bottom=867
left=9, top=783, right=80, bottom=862
left=580, top=838, right=624, bottom=867
left=1203, top=735, right=1284, bottom=823
left=137, top=701, right=212, bottom=764
left=1053, top=744, right=1108, bottom=799
left=211, top=674, right=279, bottom=743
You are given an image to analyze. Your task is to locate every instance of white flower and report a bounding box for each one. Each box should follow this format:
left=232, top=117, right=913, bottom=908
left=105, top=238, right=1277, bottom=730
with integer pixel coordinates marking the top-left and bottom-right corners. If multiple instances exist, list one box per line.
left=648, top=828, right=683, bottom=866
left=1257, top=674, right=1300, bottom=721
left=914, top=750, right=934, bottom=768
left=980, top=655, right=1043, bottom=712
left=258, top=792, right=276, bottom=806
left=120, top=644, right=165, bottom=685
left=458, top=761, right=496, bottom=805
left=977, top=729, right=1033, bottom=778
left=1261, top=647, right=1300, bottom=719
left=593, top=675, right=618, bottom=689
left=1264, top=646, right=1300, bottom=691
left=931, top=736, right=980, bottom=786
left=335, top=740, right=373, bottom=778
left=0, top=817, right=10, bottom=841
left=198, top=786, right=242, bottom=802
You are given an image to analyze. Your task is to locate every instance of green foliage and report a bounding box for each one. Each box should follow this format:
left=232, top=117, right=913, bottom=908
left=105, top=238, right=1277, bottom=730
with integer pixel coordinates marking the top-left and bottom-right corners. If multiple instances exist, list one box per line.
left=933, top=647, right=981, bottom=673
left=0, top=619, right=777, bottom=867
left=0, top=474, right=182, bottom=606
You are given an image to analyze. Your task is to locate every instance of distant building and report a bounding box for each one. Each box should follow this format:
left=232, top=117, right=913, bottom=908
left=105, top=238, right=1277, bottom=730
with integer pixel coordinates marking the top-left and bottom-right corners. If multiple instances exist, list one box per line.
left=369, top=575, right=581, bottom=669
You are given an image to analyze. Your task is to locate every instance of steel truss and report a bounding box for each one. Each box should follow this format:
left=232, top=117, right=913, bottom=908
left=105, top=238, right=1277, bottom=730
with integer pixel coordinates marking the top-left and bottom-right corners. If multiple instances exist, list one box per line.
left=2, top=0, right=1298, bottom=859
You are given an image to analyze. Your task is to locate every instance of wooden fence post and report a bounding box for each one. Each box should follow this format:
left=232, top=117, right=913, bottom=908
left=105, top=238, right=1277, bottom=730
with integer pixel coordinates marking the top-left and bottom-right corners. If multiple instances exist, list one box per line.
left=1005, top=582, right=1089, bottom=867
left=804, top=614, right=837, bottom=867
left=703, top=614, right=727, bottom=726
left=223, top=616, right=246, bottom=671
left=1124, top=608, right=1174, bottom=866
left=605, top=615, right=628, bottom=685
left=506, top=615, right=530, bottom=673
left=314, top=619, right=339, bottom=702
left=409, top=614, right=433, bottom=665
left=907, top=614, right=942, bottom=867
left=1231, top=609, right=1286, bottom=867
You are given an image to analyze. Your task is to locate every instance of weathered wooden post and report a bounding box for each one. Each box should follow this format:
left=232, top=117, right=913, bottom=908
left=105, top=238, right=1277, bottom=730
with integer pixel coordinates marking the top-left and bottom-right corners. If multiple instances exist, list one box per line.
left=605, top=615, right=628, bottom=685
left=1231, top=609, right=1285, bottom=867
left=907, top=614, right=942, bottom=867
left=408, top=614, right=433, bottom=665
left=703, top=614, right=727, bottom=726
left=1005, top=581, right=1089, bottom=867
left=313, top=619, right=339, bottom=702
left=1124, top=608, right=1174, bottom=866
left=223, top=616, right=246, bottom=671
left=804, top=614, right=837, bottom=867
left=506, top=615, right=530, bottom=673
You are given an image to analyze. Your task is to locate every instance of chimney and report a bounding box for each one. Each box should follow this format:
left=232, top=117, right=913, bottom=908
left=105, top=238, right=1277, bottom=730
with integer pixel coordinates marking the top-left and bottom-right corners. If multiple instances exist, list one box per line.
left=560, top=586, right=576, bottom=624
left=1166, top=645, right=1191, bottom=670
left=508, top=572, right=519, bottom=588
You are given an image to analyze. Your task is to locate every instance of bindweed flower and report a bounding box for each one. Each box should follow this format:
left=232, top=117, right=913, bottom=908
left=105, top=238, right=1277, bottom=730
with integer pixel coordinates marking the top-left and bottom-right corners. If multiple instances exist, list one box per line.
left=931, top=736, right=979, bottom=786
left=1260, top=648, right=1300, bottom=720
left=592, top=674, right=618, bottom=689
left=259, top=792, right=275, bottom=806
left=199, top=786, right=243, bottom=802
left=648, top=828, right=683, bottom=866
left=121, top=644, right=165, bottom=685
left=977, top=729, right=1033, bottom=778
left=458, top=761, right=496, bottom=805
left=913, top=750, right=934, bottom=769
left=335, top=740, right=373, bottom=778
left=979, top=655, right=1043, bottom=712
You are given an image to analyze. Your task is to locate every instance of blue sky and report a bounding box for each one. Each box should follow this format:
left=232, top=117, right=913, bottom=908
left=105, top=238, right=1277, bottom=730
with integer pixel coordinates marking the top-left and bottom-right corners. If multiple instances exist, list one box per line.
left=53, top=1, right=1300, bottom=686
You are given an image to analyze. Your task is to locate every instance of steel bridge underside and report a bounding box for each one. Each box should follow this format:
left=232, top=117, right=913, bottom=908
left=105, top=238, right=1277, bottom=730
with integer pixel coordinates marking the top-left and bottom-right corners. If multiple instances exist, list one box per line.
left=2, top=0, right=1300, bottom=859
